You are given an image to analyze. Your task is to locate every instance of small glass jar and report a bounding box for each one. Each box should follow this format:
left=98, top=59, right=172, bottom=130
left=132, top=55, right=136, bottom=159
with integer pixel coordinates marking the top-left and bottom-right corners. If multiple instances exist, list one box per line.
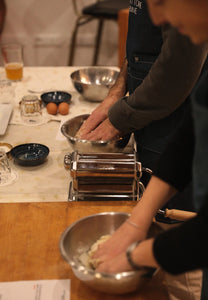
left=20, top=95, right=42, bottom=124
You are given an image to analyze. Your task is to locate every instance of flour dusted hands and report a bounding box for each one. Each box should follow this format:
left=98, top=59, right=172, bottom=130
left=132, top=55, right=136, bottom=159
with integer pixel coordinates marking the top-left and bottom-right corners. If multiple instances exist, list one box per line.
left=96, top=251, right=132, bottom=273
left=76, top=100, right=109, bottom=138
left=92, top=176, right=177, bottom=273
left=81, top=118, right=121, bottom=141
left=96, top=238, right=158, bottom=273
left=92, top=219, right=147, bottom=271
left=76, top=95, right=121, bottom=141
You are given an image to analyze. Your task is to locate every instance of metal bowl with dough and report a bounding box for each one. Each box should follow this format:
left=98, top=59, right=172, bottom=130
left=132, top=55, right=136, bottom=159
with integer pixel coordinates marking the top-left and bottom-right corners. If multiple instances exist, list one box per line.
left=59, top=212, right=162, bottom=295
left=61, top=114, right=129, bottom=153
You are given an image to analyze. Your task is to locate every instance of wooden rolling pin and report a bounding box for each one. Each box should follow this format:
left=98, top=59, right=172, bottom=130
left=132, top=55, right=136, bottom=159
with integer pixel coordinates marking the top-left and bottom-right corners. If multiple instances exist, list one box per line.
left=158, top=209, right=197, bottom=221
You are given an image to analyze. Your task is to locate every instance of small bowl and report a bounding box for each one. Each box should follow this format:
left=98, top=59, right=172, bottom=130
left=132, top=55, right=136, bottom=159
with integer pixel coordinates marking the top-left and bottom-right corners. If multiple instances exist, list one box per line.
left=41, top=91, right=72, bottom=105
left=61, top=114, right=129, bottom=153
left=59, top=212, right=162, bottom=295
left=11, top=143, right=49, bottom=166
left=70, top=67, right=119, bottom=102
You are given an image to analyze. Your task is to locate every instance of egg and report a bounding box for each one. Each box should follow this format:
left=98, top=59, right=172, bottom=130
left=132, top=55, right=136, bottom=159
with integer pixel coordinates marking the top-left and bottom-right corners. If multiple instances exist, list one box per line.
left=58, top=102, right=70, bottom=115
left=46, top=102, right=58, bottom=115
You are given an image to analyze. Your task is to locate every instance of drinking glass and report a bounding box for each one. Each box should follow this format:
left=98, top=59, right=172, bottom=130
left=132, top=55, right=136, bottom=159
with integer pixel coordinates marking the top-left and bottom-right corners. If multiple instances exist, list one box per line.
left=0, top=150, right=11, bottom=185
left=0, top=79, right=15, bottom=106
left=1, top=44, right=24, bottom=81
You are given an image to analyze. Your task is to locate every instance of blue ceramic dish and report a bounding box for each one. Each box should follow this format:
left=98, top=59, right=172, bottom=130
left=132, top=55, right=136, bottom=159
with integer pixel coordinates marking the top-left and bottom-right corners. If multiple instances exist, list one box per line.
left=11, top=143, right=49, bottom=166
left=41, top=91, right=72, bottom=105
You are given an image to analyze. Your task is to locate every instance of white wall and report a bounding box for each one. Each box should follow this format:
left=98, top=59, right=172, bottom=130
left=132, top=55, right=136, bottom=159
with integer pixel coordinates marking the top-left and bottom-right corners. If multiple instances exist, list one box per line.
left=1, top=0, right=118, bottom=66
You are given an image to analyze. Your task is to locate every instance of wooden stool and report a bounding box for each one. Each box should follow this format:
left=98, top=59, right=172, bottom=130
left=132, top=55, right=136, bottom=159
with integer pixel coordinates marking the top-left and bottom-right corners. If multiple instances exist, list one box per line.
left=118, top=8, right=129, bottom=68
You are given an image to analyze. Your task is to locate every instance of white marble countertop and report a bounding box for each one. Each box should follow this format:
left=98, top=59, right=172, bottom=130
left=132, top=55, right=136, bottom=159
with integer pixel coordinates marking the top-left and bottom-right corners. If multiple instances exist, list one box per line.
left=0, top=66, right=114, bottom=203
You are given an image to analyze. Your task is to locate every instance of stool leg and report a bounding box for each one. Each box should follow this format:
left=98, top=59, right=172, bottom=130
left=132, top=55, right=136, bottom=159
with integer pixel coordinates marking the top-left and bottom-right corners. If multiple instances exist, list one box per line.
left=92, top=19, right=104, bottom=66
left=68, top=19, right=81, bottom=66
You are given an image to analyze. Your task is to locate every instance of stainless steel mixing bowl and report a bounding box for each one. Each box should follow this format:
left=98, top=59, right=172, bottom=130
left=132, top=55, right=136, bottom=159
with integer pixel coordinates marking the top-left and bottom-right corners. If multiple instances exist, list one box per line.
left=61, top=114, right=129, bottom=153
left=59, top=212, right=162, bottom=295
left=70, top=67, right=119, bottom=102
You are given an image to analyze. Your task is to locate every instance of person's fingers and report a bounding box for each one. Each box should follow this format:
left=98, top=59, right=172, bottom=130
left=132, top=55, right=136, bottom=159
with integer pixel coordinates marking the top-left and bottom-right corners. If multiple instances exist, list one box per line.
left=92, top=243, right=107, bottom=259
left=83, top=123, right=120, bottom=141
left=77, top=116, right=99, bottom=137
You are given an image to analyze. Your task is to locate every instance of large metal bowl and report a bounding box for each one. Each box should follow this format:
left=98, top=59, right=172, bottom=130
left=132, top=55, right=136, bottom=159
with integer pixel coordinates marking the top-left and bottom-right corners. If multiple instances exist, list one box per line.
left=61, top=114, right=129, bottom=153
left=59, top=212, right=162, bottom=295
left=70, top=67, right=119, bottom=102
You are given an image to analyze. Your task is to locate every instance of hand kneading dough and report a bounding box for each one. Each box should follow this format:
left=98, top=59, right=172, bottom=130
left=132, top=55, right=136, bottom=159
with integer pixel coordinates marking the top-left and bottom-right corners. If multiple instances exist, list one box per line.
left=79, top=234, right=110, bottom=269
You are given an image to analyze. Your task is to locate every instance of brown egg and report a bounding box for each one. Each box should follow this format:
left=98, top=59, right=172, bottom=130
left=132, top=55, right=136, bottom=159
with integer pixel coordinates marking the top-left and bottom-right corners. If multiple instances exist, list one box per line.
left=46, top=102, right=58, bottom=115
left=58, top=102, right=70, bottom=115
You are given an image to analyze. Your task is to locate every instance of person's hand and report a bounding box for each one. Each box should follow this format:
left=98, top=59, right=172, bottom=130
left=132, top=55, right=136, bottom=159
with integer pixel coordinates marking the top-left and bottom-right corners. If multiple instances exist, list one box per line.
left=96, top=251, right=132, bottom=273
left=76, top=95, right=115, bottom=139
left=81, top=118, right=121, bottom=141
left=96, top=238, right=158, bottom=274
left=92, top=220, right=147, bottom=267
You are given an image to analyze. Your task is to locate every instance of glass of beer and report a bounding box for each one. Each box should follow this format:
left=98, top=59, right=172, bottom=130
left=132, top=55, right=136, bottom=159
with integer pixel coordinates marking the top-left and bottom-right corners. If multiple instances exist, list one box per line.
left=1, top=44, right=23, bottom=81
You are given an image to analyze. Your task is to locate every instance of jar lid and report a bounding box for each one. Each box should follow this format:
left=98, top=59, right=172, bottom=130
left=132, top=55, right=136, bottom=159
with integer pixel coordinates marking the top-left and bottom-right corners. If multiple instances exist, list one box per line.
left=22, top=95, right=39, bottom=101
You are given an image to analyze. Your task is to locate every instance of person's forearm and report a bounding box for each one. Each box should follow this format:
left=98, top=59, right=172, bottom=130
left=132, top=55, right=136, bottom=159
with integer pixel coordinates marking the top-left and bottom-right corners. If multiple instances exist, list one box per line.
left=128, top=176, right=177, bottom=233
left=107, top=58, right=128, bottom=104
left=109, top=25, right=208, bottom=132
left=130, top=110, right=194, bottom=229
left=131, top=238, right=159, bottom=269
left=90, top=58, right=128, bottom=113
left=120, top=200, right=208, bottom=273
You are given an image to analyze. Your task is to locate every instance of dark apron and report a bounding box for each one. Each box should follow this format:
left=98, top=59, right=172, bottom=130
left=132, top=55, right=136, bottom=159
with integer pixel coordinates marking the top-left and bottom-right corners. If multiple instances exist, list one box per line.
left=126, top=0, right=189, bottom=172
left=126, top=0, right=194, bottom=213
left=192, top=70, right=208, bottom=300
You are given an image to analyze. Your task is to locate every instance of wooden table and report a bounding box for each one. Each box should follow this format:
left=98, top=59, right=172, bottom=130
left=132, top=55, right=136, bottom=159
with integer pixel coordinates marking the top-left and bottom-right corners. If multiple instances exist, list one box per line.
left=0, top=201, right=168, bottom=300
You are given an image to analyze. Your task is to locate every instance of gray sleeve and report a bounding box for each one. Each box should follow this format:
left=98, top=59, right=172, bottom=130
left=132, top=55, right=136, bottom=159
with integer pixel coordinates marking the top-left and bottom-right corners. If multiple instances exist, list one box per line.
left=108, top=25, right=208, bottom=133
